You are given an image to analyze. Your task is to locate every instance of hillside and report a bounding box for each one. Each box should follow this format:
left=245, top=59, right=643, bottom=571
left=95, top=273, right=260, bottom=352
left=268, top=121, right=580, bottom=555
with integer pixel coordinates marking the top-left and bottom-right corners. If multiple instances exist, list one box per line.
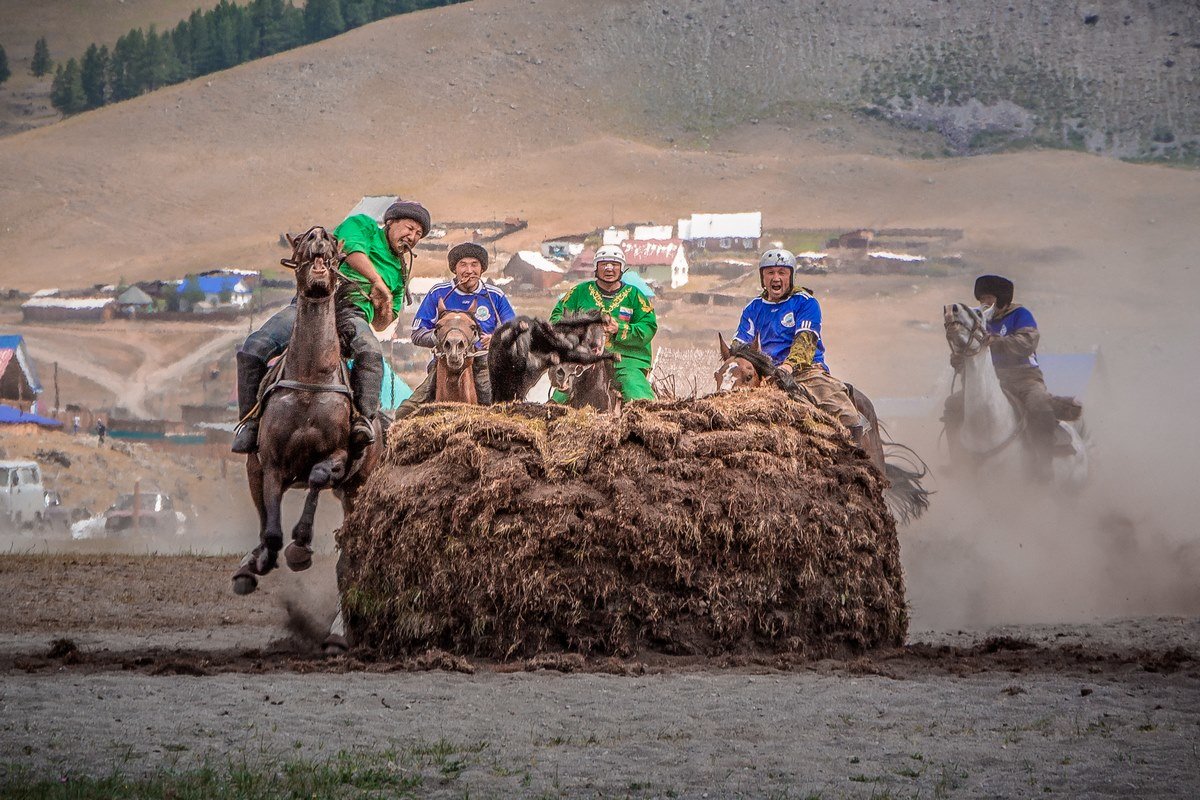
left=0, top=0, right=224, bottom=135
left=0, top=0, right=1196, bottom=292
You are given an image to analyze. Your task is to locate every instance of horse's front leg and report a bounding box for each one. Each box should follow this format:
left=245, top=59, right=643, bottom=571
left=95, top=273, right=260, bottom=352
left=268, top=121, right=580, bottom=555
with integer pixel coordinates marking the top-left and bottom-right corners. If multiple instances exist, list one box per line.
left=254, top=469, right=286, bottom=576
left=285, top=453, right=347, bottom=572
left=232, top=454, right=268, bottom=595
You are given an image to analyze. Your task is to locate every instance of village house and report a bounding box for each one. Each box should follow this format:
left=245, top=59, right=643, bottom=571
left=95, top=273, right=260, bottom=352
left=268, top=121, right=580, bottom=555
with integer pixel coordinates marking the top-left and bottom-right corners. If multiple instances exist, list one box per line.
left=540, top=234, right=588, bottom=261
left=20, top=294, right=116, bottom=323
left=116, top=286, right=155, bottom=317
left=677, top=212, right=762, bottom=252
left=175, top=275, right=253, bottom=312
left=0, top=335, right=44, bottom=412
left=572, top=241, right=690, bottom=289
left=504, top=251, right=567, bottom=291
left=633, top=224, right=673, bottom=241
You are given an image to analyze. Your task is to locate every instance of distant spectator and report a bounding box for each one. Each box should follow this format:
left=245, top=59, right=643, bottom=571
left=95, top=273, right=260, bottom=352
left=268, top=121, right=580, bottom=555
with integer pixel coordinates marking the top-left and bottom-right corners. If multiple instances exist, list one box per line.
left=95, top=419, right=107, bottom=444
left=72, top=415, right=80, bottom=435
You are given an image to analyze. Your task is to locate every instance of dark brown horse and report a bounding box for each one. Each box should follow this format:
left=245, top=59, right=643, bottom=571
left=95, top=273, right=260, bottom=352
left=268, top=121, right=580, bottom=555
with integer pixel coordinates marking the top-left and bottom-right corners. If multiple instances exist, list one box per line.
left=549, top=315, right=621, bottom=411
left=232, top=228, right=382, bottom=606
left=714, top=334, right=930, bottom=522
left=488, top=311, right=617, bottom=402
left=432, top=299, right=482, bottom=404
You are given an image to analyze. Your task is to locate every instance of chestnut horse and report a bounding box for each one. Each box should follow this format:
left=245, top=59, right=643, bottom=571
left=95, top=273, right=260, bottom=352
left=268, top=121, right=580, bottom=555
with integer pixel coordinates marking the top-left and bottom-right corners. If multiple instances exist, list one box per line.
left=432, top=298, right=482, bottom=404
left=715, top=333, right=930, bottom=523
left=232, top=228, right=382, bottom=625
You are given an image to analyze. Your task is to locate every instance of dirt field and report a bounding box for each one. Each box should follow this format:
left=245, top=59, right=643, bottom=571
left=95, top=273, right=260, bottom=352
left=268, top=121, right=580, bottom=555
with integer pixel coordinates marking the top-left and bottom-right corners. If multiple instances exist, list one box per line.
left=0, top=554, right=1196, bottom=798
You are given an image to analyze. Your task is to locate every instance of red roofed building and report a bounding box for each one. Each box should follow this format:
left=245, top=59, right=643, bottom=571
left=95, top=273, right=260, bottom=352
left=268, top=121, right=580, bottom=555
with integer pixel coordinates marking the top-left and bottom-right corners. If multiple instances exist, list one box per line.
left=571, top=240, right=689, bottom=289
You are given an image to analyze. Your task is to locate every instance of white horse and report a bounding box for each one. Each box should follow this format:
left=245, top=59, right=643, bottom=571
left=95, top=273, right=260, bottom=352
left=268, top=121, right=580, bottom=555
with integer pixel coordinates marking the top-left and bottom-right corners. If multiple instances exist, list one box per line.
left=943, top=303, right=1088, bottom=488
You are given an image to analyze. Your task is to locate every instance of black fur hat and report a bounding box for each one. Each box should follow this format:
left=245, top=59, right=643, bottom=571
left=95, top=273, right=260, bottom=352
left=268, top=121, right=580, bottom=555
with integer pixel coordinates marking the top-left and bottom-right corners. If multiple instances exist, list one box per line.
left=383, top=199, right=431, bottom=235
left=974, top=274, right=1014, bottom=307
left=448, top=242, right=489, bottom=272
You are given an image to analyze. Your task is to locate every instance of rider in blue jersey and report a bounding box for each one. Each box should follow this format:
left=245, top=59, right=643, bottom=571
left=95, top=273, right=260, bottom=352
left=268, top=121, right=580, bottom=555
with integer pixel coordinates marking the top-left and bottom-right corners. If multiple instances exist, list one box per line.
left=945, top=274, right=1067, bottom=459
left=732, top=249, right=863, bottom=442
left=395, top=242, right=516, bottom=418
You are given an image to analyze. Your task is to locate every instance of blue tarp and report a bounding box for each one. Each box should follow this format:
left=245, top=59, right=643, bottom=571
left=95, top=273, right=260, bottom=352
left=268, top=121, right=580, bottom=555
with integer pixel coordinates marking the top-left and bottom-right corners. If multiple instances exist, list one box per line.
left=621, top=270, right=656, bottom=298
left=1038, top=351, right=1100, bottom=399
left=381, top=360, right=412, bottom=409
left=0, top=404, right=62, bottom=427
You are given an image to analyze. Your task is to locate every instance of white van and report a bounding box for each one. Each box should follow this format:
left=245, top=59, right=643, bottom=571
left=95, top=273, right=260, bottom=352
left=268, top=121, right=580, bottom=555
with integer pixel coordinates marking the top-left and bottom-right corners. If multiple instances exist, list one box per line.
left=0, top=461, right=46, bottom=527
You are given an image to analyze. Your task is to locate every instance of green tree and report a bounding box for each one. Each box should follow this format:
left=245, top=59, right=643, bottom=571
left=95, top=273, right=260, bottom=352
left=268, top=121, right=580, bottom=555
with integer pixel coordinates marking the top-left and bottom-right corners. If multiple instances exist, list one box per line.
left=80, top=44, right=108, bottom=108
left=181, top=275, right=207, bottom=309
left=0, top=44, right=11, bottom=86
left=343, top=0, right=372, bottom=28
left=50, top=58, right=86, bottom=114
left=31, top=36, right=52, bottom=77
left=304, top=0, right=345, bottom=43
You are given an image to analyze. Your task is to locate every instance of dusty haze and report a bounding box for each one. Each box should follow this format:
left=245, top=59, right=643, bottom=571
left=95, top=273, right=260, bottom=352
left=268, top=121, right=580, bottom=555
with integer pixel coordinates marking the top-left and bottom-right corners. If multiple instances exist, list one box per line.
left=0, top=0, right=1197, bottom=634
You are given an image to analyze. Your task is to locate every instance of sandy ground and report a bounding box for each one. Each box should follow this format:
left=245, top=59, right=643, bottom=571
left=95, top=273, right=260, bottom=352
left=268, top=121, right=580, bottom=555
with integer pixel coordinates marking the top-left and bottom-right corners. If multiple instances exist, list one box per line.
left=0, top=555, right=1196, bottom=798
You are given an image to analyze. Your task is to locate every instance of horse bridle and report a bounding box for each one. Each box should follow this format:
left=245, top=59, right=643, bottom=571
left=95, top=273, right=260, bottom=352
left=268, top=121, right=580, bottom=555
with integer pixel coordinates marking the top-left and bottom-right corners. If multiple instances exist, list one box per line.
left=432, top=311, right=484, bottom=363
left=945, top=306, right=989, bottom=358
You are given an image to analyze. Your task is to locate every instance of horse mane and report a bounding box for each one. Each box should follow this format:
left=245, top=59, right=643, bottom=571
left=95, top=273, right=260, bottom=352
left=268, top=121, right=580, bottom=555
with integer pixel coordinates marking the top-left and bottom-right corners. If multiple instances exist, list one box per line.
left=728, top=341, right=777, bottom=379
left=554, top=310, right=606, bottom=332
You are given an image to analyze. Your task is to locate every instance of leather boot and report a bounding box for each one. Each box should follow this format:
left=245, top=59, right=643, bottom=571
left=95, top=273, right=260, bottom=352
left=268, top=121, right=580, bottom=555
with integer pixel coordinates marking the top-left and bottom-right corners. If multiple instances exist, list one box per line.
left=349, top=351, right=384, bottom=450
left=231, top=352, right=269, bottom=454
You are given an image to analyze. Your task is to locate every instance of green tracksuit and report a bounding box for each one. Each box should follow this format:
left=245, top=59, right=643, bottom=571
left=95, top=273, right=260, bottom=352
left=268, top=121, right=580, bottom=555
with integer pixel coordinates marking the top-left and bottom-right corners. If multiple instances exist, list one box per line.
left=549, top=280, right=657, bottom=401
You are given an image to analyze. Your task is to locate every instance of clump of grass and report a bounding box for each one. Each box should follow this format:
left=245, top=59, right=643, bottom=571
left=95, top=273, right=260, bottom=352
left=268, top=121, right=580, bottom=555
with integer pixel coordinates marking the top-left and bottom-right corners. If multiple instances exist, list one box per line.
left=338, top=393, right=906, bottom=660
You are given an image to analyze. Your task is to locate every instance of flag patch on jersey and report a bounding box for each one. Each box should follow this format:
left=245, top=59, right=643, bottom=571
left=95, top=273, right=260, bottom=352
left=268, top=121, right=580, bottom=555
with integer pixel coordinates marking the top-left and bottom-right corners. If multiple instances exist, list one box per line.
left=618, top=307, right=633, bottom=322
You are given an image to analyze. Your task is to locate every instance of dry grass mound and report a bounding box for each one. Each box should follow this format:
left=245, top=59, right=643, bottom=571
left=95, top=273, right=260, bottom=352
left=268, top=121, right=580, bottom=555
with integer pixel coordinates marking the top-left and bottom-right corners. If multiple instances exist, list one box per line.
left=337, top=392, right=906, bottom=660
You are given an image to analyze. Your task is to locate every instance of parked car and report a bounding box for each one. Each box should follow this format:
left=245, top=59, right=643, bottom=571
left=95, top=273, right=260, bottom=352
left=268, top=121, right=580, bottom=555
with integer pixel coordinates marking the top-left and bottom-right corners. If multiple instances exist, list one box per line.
left=0, top=461, right=46, bottom=528
left=39, top=491, right=88, bottom=533
left=104, top=490, right=186, bottom=535
left=71, top=489, right=187, bottom=539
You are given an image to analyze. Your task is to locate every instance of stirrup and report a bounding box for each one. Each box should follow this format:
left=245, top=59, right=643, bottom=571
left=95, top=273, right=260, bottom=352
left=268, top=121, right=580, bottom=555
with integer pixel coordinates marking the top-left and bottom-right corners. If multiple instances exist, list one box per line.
left=349, top=416, right=376, bottom=448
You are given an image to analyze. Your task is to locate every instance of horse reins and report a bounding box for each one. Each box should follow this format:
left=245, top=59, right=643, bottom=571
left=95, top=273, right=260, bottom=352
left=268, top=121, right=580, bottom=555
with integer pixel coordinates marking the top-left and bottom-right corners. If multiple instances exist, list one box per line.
left=945, top=308, right=989, bottom=359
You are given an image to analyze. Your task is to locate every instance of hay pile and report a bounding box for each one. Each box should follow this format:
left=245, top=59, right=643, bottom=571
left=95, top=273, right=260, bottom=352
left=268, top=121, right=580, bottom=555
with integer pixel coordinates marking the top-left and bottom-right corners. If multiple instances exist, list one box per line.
left=337, top=391, right=906, bottom=660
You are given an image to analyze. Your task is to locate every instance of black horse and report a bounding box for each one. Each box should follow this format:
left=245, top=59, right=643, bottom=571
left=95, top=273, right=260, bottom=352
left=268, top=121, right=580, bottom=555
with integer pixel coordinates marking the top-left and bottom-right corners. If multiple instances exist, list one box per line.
left=488, top=312, right=616, bottom=402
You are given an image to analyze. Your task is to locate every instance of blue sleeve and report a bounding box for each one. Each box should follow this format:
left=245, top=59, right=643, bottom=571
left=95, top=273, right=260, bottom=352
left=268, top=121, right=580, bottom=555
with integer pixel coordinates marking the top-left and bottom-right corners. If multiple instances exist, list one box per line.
left=411, top=289, right=439, bottom=332
left=1011, top=307, right=1037, bottom=330
left=733, top=303, right=756, bottom=343
left=794, top=296, right=822, bottom=339
left=496, top=292, right=516, bottom=324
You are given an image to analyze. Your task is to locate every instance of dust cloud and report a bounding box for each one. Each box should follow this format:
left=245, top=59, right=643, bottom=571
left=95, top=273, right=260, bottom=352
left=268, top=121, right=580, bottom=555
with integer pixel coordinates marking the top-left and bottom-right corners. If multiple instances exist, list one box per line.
left=895, top=292, right=1200, bottom=632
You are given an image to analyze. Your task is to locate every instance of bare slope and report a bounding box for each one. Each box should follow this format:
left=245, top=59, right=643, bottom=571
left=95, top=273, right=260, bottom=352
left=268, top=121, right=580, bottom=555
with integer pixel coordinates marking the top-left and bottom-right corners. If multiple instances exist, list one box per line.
left=0, top=0, right=1197, bottom=291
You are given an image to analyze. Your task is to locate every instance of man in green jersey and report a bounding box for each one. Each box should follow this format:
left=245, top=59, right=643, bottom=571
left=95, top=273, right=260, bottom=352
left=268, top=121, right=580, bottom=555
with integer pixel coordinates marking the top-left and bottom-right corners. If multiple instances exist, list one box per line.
left=231, top=199, right=431, bottom=454
left=549, top=244, right=657, bottom=402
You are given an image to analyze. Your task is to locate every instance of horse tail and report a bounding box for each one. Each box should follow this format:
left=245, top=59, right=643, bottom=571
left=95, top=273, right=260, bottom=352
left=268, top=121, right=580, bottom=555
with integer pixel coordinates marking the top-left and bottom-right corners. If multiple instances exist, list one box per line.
left=877, top=422, right=933, bottom=524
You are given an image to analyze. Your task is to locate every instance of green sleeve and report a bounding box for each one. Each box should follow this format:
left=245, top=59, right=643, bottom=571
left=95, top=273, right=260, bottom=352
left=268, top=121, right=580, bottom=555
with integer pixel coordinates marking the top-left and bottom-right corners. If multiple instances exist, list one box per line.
left=617, top=290, right=657, bottom=347
left=333, top=215, right=376, bottom=256
left=549, top=288, right=574, bottom=323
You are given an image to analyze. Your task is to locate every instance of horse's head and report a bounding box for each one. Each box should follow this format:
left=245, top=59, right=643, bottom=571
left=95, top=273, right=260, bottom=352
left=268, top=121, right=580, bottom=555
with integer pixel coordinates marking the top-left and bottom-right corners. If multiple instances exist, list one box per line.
left=549, top=362, right=590, bottom=395
left=715, top=332, right=770, bottom=392
left=943, top=302, right=988, bottom=358
left=434, top=298, right=481, bottom=372
left=282, top=227, right=344, bottom=299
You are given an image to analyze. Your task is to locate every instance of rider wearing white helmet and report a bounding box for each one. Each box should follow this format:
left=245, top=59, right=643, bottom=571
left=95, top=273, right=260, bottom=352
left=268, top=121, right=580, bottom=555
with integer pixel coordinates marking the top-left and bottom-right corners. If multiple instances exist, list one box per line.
left=731, top=248, right=864, bottom=439
left=549, top=244, right=658, bottom=401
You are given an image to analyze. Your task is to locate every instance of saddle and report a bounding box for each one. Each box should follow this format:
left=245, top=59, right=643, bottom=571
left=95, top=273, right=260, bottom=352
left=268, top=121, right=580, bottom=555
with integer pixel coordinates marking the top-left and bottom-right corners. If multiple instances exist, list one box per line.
left=240, top=353, right=354, bottom=426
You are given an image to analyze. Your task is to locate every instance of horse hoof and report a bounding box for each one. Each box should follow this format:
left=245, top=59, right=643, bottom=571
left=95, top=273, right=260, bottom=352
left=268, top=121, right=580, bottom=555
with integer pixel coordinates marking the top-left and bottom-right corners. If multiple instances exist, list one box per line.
left=232, top=574, right=258, bottom=595
left=255, top=549, right=279, bottom=576
left=323, top=634, right=349, bottom=656
left=284, top=542, right=313, bottom=572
